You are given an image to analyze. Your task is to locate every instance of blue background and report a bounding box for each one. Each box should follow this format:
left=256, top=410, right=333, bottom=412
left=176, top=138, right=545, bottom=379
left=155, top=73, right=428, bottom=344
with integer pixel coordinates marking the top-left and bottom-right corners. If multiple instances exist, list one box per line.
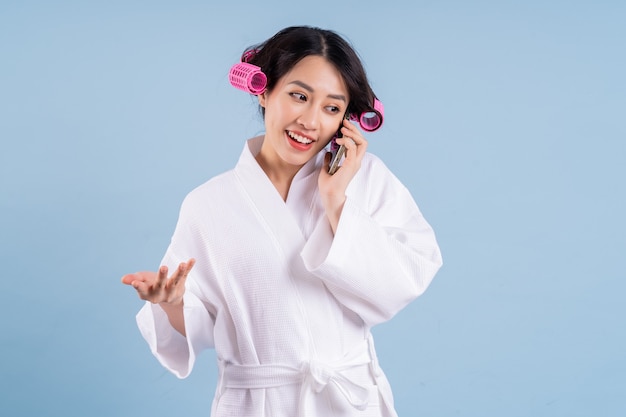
left=1, top=1, right=624, bottom=416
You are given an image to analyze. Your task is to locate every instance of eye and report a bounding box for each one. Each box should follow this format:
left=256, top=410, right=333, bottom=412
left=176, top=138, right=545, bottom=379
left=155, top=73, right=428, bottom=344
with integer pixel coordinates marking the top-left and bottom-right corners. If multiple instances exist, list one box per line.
left=290, top=92, right=307, bottom=102
left=326, top=105, right=341, bottom=114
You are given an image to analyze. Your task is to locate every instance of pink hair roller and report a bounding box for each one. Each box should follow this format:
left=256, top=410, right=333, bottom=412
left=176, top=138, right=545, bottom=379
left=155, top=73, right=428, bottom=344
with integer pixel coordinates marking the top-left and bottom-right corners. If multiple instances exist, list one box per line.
left=355, top=98, right=384, bottom=132
left=241, top=49, right=258, bottom=63
left=229, top=62, right=267, bottom=95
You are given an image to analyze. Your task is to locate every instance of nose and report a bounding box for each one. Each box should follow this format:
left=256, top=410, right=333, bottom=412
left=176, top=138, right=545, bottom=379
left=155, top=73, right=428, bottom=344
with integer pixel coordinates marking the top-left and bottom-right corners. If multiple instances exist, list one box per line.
left=296, top=106, right=320, bottom=130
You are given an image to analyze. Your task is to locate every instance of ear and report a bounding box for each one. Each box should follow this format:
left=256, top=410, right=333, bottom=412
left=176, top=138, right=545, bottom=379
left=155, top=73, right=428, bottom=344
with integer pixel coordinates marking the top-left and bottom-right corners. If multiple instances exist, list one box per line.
left=257, top=91, right=267, bottom=108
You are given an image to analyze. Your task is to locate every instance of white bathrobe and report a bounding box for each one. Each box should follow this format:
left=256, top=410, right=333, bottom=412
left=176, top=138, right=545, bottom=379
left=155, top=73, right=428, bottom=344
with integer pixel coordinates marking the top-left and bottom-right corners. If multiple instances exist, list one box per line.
left=136, top=136, right=442, bottom=417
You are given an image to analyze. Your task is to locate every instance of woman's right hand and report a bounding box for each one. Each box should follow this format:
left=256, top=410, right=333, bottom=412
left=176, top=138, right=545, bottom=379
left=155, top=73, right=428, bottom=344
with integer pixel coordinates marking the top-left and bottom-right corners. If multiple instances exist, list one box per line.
left=121, top=259, right=196, bottom=307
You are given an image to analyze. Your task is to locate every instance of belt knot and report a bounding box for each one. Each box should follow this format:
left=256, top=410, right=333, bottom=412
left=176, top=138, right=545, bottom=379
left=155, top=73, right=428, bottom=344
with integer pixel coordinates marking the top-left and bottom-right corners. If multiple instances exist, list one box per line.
left=300, top=360, right=369, bottom=410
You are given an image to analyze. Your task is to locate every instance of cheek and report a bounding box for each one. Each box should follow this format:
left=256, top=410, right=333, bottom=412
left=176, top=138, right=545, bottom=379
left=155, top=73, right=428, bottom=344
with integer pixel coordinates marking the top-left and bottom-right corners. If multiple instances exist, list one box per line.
left=324, top=121, right=341, bottom=141
left=265, top=102, right=292, bottom=127
left=263, top=106, right=280, bottom=129
left=318, top=135, right=334, bottom=151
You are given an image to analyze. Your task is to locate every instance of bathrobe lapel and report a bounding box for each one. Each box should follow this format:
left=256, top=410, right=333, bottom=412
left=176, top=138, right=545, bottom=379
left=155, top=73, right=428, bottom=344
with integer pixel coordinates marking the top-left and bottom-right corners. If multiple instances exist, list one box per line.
left=233, top=138, right=342, bottom=358
left=233, top=137, right=316, bottom=251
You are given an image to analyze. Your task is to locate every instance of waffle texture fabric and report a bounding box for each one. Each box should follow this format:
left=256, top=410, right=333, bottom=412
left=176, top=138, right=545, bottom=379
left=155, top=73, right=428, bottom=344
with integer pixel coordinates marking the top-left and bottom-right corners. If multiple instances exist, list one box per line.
left=135, top=136, right=442, bottom=417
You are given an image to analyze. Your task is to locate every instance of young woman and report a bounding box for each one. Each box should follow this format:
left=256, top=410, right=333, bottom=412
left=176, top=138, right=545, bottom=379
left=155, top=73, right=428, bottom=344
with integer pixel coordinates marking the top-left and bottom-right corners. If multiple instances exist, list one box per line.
left=122, top=26, right=442, bottom=417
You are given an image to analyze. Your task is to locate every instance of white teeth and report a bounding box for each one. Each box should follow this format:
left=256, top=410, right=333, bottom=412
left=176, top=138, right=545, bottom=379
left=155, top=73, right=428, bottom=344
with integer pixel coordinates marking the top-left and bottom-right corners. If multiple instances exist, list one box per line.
left=287, top=131, right=313, bottom=144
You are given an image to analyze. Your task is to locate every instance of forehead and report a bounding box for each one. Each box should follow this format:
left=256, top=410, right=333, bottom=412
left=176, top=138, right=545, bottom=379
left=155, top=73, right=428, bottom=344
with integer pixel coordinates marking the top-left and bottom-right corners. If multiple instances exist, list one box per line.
left=279, top=55, right=348, bottom=96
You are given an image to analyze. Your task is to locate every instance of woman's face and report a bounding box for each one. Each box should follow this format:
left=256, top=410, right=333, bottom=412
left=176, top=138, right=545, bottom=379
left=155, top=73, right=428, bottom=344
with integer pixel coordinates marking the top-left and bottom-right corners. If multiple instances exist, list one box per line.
left=258, top=55, right=349, bottom=171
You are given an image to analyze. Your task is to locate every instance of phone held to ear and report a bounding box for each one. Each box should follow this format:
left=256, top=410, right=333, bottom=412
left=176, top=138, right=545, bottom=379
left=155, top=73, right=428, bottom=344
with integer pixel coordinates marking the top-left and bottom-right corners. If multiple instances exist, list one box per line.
left=327, top=141, right=345, bottom=175
left=328, top=114, right=349, bottom=175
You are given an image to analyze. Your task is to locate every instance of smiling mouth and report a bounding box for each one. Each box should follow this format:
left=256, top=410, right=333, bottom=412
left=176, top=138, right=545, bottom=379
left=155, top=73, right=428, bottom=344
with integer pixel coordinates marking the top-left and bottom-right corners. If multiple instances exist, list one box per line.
left=286, top=130, right=314, bottom=145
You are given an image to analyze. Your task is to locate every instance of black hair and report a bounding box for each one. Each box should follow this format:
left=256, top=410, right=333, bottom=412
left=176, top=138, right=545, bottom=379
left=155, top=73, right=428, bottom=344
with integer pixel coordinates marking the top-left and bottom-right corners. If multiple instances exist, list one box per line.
left=243, top=26, right=377, bottom=118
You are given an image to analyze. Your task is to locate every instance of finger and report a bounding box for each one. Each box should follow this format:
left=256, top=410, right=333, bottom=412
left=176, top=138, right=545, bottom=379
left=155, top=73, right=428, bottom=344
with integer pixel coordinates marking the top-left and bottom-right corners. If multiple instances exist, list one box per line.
left=336, top=136, right=356, bottom=148
left=342, top=130, right=367, bottom=157
left=167, top=262, right=187, bottom=289
left=181, top=258, right=196, bottom=278
left=342, top=117, right=357, bottom=130
left=132, top=280, right=151, bottom=298
left=354, top=134, right=368, bottom=155
left=186, top=258, right=196, bottom=272
left=121, top=272, right=150, bottom=286
left=155, top=265, right=169, bottom=289
left=174, top=261, right=188, bottom=278
left=121, top=273, right=135, bottom=285
left=341, top=119, right=362, bottom=137
left=338, top=136, right=357, bottom=157
left=172, top=259, right=195, bottom=286
left=342, top=127, right=365, bottom=145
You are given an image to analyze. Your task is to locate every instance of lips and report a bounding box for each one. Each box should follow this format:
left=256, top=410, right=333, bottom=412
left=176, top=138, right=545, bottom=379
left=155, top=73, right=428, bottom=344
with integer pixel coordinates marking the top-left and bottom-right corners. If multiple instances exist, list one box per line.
left=286, top=130, right=315, bottom=151
left=286, top=130, right=313, bottom=144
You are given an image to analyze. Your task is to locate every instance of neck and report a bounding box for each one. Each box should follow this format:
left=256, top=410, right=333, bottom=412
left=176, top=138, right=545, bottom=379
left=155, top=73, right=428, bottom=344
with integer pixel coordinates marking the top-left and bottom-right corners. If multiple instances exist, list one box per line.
left=255, top=149, right=302, bottom=201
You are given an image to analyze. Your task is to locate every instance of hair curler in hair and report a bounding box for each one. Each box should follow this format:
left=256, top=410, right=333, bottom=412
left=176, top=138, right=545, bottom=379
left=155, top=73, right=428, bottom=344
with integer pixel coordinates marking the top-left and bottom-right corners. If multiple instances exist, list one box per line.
left=241, top=49, right=258, bottom=63
left=229, top=62, right=267, bottom=95
left=355, top=98, right=384, bottom=132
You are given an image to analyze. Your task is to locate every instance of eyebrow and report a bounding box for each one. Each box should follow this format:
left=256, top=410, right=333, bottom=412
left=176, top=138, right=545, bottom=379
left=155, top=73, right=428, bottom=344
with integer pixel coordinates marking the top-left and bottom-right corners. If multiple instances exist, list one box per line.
left=288, top=80, right=347, bottom=103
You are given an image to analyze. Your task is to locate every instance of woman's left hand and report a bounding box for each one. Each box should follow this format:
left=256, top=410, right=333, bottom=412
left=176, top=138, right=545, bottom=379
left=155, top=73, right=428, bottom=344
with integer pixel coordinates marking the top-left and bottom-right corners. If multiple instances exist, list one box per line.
left=318, top=119, right=368, bottom=233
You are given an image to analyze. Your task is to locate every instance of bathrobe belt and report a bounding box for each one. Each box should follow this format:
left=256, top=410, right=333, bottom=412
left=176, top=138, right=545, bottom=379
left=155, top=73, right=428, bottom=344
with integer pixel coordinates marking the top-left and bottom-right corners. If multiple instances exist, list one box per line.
left=218, top=339, right=375, bottom=414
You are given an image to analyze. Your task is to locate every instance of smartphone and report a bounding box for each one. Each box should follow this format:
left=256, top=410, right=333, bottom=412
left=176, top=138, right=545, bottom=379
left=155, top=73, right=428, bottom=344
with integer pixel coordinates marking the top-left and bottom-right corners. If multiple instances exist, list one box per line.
left=328, top=113, right=349, bottom=175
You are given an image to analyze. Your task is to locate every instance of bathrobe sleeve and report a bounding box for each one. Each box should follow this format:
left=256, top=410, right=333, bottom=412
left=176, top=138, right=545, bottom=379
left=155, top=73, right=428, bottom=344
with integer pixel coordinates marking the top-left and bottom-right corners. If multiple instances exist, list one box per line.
left=135, top=192, right=217, bottom=379
left=301, top=154, right=443, bottom=326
